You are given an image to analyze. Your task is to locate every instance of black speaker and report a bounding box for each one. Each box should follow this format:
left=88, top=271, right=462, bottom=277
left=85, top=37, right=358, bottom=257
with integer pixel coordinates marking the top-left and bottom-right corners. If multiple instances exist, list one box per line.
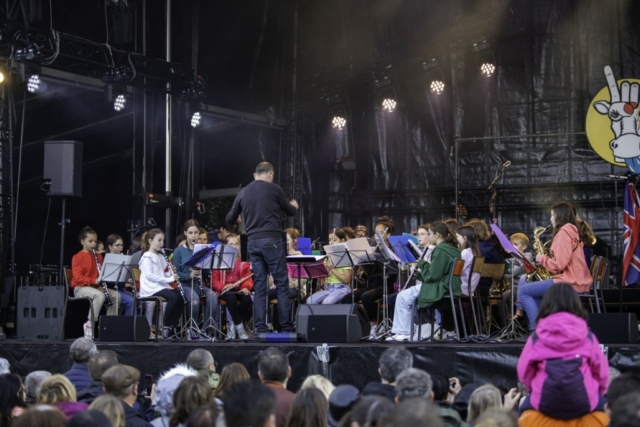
left=297, top=304, right=363, bottom=343
left=99, top=316, right=150, bottom=342
left=588, top=313, right=639, bottom=344
left=43, top=141, right=83, bottom=197
left=17, top=286, right=66, bottom=340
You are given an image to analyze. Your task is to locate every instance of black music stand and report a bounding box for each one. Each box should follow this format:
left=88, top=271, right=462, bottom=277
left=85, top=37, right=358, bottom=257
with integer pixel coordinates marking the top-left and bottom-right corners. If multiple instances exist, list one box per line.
left=99, top=254, right=134, bottom=314
left=286, top=256, right=328, bottom=303
left=373, top=230, right=401, bottom=338
left=343, top=238, right=378, bottom=304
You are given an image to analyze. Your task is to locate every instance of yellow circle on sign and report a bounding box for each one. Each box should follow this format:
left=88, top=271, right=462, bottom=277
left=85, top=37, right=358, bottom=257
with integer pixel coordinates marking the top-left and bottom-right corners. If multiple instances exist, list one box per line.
left=586, top=78, right=640, bottom=166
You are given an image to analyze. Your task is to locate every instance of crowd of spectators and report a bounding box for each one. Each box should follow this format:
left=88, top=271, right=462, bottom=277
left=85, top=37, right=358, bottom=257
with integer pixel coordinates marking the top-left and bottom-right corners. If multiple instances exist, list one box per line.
left=0, top=301, right=639, bottom=427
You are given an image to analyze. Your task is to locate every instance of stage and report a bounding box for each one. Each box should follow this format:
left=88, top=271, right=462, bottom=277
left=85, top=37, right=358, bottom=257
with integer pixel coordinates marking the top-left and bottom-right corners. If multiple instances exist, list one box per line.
left=2, top=339, right=640, bottom=390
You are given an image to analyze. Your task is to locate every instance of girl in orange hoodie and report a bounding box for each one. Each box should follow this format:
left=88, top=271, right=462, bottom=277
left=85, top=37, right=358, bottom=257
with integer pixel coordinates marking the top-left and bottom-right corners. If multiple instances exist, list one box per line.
left=516, top=202, right=592, bottom=331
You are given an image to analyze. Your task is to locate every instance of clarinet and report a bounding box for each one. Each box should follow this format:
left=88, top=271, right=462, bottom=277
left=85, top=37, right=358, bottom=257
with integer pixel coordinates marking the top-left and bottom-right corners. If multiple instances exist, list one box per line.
left=92, top=249, right=113, bottom=306
left=160, top=249, right=189, bottom=305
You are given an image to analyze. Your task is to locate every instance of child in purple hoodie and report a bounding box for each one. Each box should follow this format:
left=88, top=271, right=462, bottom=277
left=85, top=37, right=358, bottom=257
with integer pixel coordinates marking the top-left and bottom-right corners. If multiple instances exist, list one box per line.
left=517, top=283, right=609, bottom=420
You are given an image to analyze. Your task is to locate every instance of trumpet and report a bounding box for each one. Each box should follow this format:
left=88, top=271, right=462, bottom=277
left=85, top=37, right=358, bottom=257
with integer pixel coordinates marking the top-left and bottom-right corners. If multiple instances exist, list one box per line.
left=92, top=249, right=113, bottom=306
left=160, top=249, right=189, bottom=305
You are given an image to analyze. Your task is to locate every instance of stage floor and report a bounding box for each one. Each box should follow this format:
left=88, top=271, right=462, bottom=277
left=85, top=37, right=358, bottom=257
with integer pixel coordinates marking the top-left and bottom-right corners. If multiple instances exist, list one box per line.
left=2, top=339, right=640, bottom=390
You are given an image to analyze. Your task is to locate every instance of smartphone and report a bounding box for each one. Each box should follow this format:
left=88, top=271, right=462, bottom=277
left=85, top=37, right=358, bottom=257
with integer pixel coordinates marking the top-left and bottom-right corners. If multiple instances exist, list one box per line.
left=143, top=374, right=154, bottom=397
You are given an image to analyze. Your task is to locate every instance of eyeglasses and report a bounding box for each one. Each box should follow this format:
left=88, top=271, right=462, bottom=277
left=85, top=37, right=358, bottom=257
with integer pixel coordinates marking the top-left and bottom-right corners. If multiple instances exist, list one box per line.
left=113, top=244, right=124, bottom=247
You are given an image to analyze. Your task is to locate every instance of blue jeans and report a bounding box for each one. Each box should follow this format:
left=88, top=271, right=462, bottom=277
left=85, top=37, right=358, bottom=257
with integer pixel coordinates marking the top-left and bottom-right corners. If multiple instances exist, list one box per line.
left=517, top=277, right=555, bottom=330
left=249, top=237, right=293, bottom=333
left=119, top=290, right=136, bottom=315
left=308, top=284, right=350, bottom=304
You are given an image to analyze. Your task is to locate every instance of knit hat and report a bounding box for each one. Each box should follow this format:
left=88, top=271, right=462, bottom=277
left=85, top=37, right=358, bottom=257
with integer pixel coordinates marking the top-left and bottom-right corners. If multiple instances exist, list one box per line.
left=327, top=384, right=360, bottom=427
left=155, top=364, right=198, bottom=417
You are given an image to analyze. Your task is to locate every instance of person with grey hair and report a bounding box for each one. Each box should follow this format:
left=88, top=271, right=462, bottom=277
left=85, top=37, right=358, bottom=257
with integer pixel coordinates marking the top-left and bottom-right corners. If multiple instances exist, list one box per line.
left=362, top=347, right=413, bottom=401
left=63, top=338, right=97, bottom=391
left=186, top=349, right=219, bottom=390
left=0, top=358, right=9, bottom=375
left=395, top=368, right=433, bottom=403
left=24, top=371, right=51, bottom=404
left=77, top=350, right=119, bottom=404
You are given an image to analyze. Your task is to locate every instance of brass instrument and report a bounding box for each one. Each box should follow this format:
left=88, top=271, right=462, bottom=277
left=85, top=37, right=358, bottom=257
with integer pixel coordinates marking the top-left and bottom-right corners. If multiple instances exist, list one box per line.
left=527, top=225, right=553, bottom=282
left=92, top=249, right=114, bottom=306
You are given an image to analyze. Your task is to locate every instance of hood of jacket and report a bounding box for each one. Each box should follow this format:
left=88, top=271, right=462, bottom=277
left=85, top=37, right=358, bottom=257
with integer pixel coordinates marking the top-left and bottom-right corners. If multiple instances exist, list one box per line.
left=155, top=364, right=197, bottom=416
left=435, top=242, right=460, bottom=259
left=535, top=312, right=588, bottom=352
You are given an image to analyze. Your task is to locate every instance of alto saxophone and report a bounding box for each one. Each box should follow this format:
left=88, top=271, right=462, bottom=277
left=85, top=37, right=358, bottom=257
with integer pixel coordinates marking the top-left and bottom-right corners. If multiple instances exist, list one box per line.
left=527, top=225, right=553, bottom=282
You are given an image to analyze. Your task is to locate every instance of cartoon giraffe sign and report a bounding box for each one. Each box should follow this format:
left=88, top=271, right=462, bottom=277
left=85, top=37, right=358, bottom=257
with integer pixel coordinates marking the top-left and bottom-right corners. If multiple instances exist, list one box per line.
left=587, top=66, right=640, bottom=172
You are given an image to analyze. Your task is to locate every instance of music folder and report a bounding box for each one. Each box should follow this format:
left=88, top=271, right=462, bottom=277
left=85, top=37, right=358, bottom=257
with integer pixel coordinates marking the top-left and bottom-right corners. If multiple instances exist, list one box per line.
left=286, top=255, right=329, bottom=279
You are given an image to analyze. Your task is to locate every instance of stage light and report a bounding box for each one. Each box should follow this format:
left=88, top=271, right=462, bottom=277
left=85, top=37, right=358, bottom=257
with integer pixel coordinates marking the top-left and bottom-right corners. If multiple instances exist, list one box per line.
left=480, top=62, right=495, bottom=77
left=191, top=111, right=201, bottom=127
left=114, top=94, right=126, bottom=111
left=332, top=115, right=346, bottom=130
left=0, top=71, right=5, bottom=84
left=27, top=74, right=40, bottom=93
left=430, top=80, right=445, bottom=94
left=382, top=97, right=397, bottom=112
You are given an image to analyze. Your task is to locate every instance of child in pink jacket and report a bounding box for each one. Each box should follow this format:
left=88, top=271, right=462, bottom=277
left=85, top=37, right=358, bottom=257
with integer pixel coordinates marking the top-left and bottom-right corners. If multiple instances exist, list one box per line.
left=517, top=283, right=609, bottom=420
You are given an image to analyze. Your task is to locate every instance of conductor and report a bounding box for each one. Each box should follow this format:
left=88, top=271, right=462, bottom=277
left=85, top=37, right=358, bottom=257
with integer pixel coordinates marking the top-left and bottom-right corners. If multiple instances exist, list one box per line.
left=226, top=162, right=299, bottom=334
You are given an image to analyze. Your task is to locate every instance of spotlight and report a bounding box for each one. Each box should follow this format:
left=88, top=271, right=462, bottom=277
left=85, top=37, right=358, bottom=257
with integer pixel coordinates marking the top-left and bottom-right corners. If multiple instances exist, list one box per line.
left=114, top=94, right=126, bottom=111
left=0, top=71, right=5, bottom=84
left=381, top=98, right=397, bottom=112
left=430, top=80, right=445, bottom=94
left=191, top=111, right=201, bottom=128
left=27, top=74, right=40, bottom=93
left=332, top=116, right=347, bottom=130
left=480, top=62, right=495, bottom=77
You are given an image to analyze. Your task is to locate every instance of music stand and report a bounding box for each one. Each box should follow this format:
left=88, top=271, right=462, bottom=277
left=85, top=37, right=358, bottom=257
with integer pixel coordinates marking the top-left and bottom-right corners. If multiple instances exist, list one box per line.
left=343, top=238, right=378, bottom=304
left=98, top=253, right=133, bottom=314
left=286, top=255, right=328, bottom=302
left=374, top=230, right=401, bottom=338
left=490, top=224, right=529, bottom=340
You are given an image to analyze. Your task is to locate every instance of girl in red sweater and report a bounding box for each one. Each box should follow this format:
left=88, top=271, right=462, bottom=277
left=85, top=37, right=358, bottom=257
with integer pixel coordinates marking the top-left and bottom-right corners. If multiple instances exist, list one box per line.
left=212, top=234, right=253, bottom=340
left=71, top=227, right=121, bottom=334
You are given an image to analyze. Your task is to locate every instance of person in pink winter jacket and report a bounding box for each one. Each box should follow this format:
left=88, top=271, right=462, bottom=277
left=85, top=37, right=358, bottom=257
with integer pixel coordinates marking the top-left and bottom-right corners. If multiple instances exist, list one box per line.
left=515, top=202, right=593, bottom=330
left=517, top=283, right=609, bottom=420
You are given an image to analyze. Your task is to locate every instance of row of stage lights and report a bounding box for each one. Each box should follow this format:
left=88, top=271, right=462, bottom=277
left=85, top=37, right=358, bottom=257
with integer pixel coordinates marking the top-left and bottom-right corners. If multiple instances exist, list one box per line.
left=331, top=40, right=497, bottom=129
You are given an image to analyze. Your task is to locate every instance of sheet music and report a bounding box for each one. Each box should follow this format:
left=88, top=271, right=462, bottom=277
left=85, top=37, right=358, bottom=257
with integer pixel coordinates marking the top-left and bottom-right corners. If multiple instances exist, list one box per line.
left=99, top=253, right=133, bottom=282
left=343, top=238, right=376, bottom=265
left=286, top=255, right=327, bottom=261
left=324, top=243, right=353, bottom=268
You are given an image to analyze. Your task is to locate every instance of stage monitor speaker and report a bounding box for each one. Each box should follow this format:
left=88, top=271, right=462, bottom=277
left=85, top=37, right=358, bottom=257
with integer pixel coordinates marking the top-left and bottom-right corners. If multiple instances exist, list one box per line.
left=297, top=304, right=363, bottom=343
left=43, top=140, right=83, bottom=197
left=588, top=313, right=639, bottom=344
left=17, top=286, right=66, bottom=340
left=99, top=316, right=150, bottom=342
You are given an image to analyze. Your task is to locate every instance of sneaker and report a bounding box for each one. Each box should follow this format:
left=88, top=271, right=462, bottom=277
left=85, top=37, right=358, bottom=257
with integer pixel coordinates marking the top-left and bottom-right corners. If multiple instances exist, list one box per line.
left=235, top=324, right=249, bottom=340
left=189, top=329, right=200, bottom=341
left=385, top=334, right=410, bottom=342
left=83, top=320, right=93, bottom=339
left=435, top=329, right=457, bottom=340
left=369, top=324, right=379, bottom=340
left=226, top=322, right=236, bottom=340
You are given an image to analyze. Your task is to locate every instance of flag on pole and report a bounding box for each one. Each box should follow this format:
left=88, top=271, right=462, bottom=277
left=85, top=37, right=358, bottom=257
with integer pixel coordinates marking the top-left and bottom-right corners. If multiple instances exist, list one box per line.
left=623, top=179, right=640, bottom=286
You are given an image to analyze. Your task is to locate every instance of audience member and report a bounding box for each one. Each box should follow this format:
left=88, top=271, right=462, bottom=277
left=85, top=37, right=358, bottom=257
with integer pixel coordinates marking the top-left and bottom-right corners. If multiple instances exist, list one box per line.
left=452, top=383, right=479, bottom=421
left=169, top=376, right=213, bottom=427
left=214, top=363, right=250, bottom=400
left=474, top=408, right=518, bottom=427
left=604, top=373, right=640, bottom=417
left=327, top=385, right=360, bottom=427
left=78, top=350, right=119, bottom=404
left=395, top=368, right=433, bottom=403
left=184, top=406, right=220, bottom=427
left=517, top=283, right=608, bottom=419
left=384, top=398, right=444, bottom=427
left=11, top=404, right=67, bottom=427
left=36, top=374, right=88, bottom=419
left=63, top=338, right=98, bottom=391
left=89, top=394, right=126, bottom=427
left=467, top=385, right=503, bottom=424
left=362, top=347, right=413, bottom=401
left=258, top=347, right=295, bottom=427
left=0, top=373, right=27, bottom=427
left=285, top=388, right=327, bottom=427
left=102, top=365, right=152, bottom=427
left=0, top=359, right=8, bottom=375
left=609, top=391, right=640, bottom=427
left=152, top=364, right=198, bottom=427
left=222, top=380, right=275, bottom=427
left=300, top=374, right=335, bottom=399
left=24, top=371, right=51, bottom=404
left=342, top=395, right=394, bottom=427
left=67, top=410, right=113, bottom=427
left=186, top=349, right=219, bottom=390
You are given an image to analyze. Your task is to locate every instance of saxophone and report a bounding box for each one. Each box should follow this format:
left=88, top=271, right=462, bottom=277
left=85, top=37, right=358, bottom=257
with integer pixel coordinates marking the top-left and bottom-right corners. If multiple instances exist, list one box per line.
left=527, top=225, right=553, bottom=282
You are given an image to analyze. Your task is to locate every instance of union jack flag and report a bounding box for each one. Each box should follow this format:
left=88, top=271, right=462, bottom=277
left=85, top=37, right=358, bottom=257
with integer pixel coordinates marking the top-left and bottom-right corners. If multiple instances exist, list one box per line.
left=623, top=180, right=640, bottom=286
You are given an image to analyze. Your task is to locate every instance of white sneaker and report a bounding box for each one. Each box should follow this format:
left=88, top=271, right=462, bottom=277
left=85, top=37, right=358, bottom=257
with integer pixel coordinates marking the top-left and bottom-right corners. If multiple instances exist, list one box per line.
left=369, top=324, right=379, bottom=340
left=385, top=334, right=410, bottom=342
left=435, top=328, right=457, bottom=340
left=226, top=322, right=236, bottom=340
left=235, top=324, right=249, bottom=340
left=83, top=321, right=93, bottom=339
